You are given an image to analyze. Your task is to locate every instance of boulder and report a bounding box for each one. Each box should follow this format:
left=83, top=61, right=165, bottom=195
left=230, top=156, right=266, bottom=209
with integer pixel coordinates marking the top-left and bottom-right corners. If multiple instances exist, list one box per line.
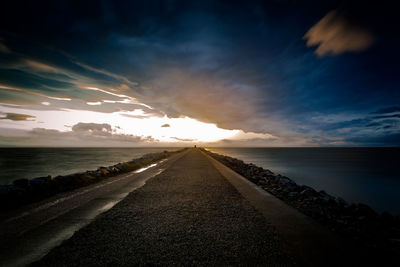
left=355, top=203, right=377, bottom=218
left=13, top=178, right=30, bottom=189
left=300, top=188, right=316, bottom=198
left=379, top=212, right=393, bottom=224
left=335, top=197, right=348, bottom=206
left=278, top=176, right=292, bottom=185
left=97, top=167, right=110, bottom=176
left=30, top=175, right=52, bottom=187
left=0, top=185, right=27, bottom=208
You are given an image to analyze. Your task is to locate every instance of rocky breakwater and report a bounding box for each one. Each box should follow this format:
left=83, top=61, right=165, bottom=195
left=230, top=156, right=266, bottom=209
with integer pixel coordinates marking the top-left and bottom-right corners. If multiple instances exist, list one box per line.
left=202, top=148, right=400, bottom=255
left=0, top=148, right=186, bottom=211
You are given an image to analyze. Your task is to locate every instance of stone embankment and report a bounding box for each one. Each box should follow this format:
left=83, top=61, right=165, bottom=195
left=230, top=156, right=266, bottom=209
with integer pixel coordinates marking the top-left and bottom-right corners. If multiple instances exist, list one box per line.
left=0, top=148, right=186, bottom=211
left=203, top=148, right=400, bottom=254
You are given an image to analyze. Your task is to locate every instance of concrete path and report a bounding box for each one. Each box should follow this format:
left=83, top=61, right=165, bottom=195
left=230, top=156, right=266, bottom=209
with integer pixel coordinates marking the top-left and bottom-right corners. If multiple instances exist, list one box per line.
left=33, top=149, right=298, bottom=266
left=204, top=151, right=349, bottom=267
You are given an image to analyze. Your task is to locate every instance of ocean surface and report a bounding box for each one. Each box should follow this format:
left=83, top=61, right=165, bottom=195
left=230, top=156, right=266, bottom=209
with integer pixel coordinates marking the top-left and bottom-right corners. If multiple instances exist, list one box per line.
left=0, top=148, right=179, bottom=185
left=1, top=147, right=399, bottom=214
left=207, top=147, right=400, bottom=214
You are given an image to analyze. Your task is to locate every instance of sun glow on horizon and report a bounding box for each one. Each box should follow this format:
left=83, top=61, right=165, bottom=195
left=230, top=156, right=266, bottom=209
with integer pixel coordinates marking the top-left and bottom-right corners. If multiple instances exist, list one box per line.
left=0, top=104, right=243, bottom=143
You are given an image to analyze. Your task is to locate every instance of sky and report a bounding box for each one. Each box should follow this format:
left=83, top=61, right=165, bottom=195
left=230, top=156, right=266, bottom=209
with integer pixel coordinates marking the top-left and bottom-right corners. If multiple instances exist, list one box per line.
left=0, top=0, right=399, bottom=147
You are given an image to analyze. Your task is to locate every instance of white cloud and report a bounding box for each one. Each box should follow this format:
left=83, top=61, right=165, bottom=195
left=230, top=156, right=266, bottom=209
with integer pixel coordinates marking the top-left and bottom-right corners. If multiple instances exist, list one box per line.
left=87, top=101, right=102, bottom=105
left=0, top=123, right=150, bottom=147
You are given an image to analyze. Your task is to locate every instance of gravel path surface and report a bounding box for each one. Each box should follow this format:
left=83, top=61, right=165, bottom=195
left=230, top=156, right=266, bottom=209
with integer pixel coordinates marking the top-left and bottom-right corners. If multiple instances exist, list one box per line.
left=33, top=149, right=298, bottom=266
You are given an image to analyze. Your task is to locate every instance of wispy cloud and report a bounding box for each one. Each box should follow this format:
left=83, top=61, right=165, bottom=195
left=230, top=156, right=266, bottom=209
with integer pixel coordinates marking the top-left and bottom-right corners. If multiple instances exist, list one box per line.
left=371, top=106, right=400, bottom=114
left=24, top=59, right=61, bottom=73
left=304, top=10, right=374, bottom=56
left=73, top=61, right=138, bottom=88
left=171, top=137, right=195, bottom=142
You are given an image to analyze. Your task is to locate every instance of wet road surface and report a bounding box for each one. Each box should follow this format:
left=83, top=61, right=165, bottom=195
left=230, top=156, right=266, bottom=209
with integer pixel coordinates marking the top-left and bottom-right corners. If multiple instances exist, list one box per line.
left=0, top=150, right=188, bottom=267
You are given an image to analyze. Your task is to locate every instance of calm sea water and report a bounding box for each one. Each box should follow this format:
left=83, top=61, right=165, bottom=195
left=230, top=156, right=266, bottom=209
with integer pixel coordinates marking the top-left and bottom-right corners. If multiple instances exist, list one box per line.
left=207, top=147, right=400, bottom=214
left=0, top=148, right=180, bottom=185
left=1, top=147, right=399, bottom=214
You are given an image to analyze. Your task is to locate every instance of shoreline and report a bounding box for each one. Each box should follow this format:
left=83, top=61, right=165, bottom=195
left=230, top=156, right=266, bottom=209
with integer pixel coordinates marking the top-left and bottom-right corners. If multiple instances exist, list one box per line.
left=0, top=148, right=187, bottom=211
left=202, top=148, right=400, bottom=255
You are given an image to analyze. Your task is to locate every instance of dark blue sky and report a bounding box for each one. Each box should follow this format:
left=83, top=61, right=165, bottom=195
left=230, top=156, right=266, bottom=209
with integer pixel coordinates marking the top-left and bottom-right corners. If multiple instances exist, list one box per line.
left=0, top=0, right=399, bottom=146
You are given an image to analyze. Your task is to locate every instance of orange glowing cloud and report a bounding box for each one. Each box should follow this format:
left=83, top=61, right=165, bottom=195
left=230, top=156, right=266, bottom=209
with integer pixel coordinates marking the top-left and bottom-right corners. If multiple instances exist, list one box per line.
left=304, top=10, right=374, bottom=56
left=25, top=59, right=61, bottom=73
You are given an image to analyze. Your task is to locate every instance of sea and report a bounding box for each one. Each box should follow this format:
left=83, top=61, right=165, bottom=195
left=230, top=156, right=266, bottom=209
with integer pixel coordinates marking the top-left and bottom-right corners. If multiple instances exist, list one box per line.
left=0, top=147, right=399, bottom=214
left=206, top=147, right=400, bottom=215
left=0, top=147, right=179, bottom=185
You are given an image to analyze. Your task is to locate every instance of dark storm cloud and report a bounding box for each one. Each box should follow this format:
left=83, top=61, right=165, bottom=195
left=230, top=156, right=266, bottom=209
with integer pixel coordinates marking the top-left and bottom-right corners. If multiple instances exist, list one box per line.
left=371, top=107, right=400, bottom=114
left=1, top=0, right=400, bottom=146
left=0, top=39, right=10, bottom=53
left=308, top=106, right=400, bottom=146
left=372, top=114, right=400, bottom=120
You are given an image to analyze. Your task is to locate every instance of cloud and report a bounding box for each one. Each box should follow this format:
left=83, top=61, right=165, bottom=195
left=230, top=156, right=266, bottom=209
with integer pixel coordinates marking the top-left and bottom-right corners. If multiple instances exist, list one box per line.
left=371, top=106, right=400, bottom=114
left=71, top=122, right=112, bottom=133
left=0, top=2, right=398, bottom=147
left=0, top=122, right=152, bottom=147
left=0, top=40, right=10, bottom=53
left=142, top=69, right=262, bottom=132
left=372, top=114, right=400, bottom=120
left=0, top=112, right=35, bottom=121
left=304, top=10, right=374, bottom=56
left=171, top=137, right=195, bottom=142
left=161, top=124, right=170, bottom=127
left=24, top=59, right=60, bottom=73
left=87, top=101, right=102, bottom=106
left=308, top=106, right=400, bottom=146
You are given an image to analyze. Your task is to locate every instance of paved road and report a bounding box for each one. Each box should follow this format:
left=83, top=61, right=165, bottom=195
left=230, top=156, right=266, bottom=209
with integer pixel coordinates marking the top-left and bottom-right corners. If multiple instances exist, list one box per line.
left=33, top=149, right=297, bottom=266
left=0, top=151, right=188, bottom=267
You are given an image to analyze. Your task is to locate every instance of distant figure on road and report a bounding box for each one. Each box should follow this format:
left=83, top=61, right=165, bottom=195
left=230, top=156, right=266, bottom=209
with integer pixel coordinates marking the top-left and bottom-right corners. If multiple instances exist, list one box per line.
left=194, top=145, right=197, bottom=148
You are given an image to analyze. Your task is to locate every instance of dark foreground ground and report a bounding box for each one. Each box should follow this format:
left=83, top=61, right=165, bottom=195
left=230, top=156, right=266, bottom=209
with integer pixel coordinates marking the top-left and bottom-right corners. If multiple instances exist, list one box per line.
left=33, top=149, right=297, bottom=266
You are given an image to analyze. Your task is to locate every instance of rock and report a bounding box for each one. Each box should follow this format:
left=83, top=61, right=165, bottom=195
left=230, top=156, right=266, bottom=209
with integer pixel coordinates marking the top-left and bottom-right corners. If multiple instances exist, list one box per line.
left=108, top=166, right=120, bottom=174
left=0, top=185, right=25, bottom=196
left=54, top=173, right=80, bottom=187
left=355, top=203, right=377, bottom=218
left=97, top=167, right=110, bottom=176
left=258, top=180, right=267, bottom=186
left=0, top=185, right=27, bottom=208
left=13, top=178, right=30, bottom=189
left=379, top=212, right=393, bottom=224
left=278, top=177, right=291, bottom=185
left=288, top=192, right=298, bottom=198
left=321, top=194, right=331, bottom=202
left=114, top=163, right=125, bottom=171
left=335, top=197, right=348, bottom=206
left=85, top=170, right=97, bottom=178
left=30, top=175, right=52, bottom=187
left=300, top=188, right=315, bottom=198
